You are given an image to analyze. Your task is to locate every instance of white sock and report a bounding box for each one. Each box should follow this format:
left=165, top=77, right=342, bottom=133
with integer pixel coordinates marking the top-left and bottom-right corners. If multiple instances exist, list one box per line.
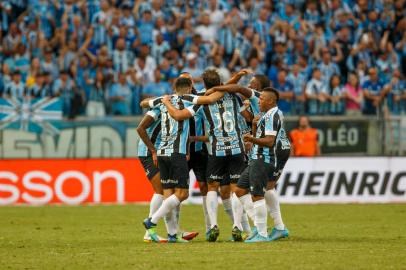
left=239, top=194, right=255, bottom=223
left=202, top=196, right=211, bottom=232
left=174, top=204, right=181, bottom=233
left=164, top=208, right=178, bottom=235
left=206, top=191, right=218, bottom=228
left=253, top=199, right=268, bottom=237
left=231, top=193, right=243, bottom=231
left=151, top=195, right=180, bottom=224
left=265, top=189, right=285, bottom=230
left=222, top=198, right=234, bottom=223
left=241, top=212, right=251, bottom=234
left=149, top=193, right=164, bottom=218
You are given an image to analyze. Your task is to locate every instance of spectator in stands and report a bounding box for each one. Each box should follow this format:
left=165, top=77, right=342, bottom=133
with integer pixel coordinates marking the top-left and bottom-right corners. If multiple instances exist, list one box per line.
left=344, top=73, right=363, bottom=116
left=14, top=43, right=30, bottom=82
left=113, top=38, right=133, bottom=74
left=182, top=52, right=203, bottom=90
left=274, top=69, right=293, bottom=115
left=317, top=48, right=341, bottom=89
left=362, top=67, right=385, bottom=115
left=195, top=13, right=217, bottom=43
left=329, top=74, right=345, bottom=115
left=151, top=33, right=170, bottom=65
left=137, top=10, right=154, bottom=45
left=86, top=69, right=108, bottom=118
left=134, top=44, right=156, bottom=84
left=4, top=70, right=24, bottom=99
left=41, top=48, right=58, bottom=80
left=305, top=68, right=327, bottom=115
left=290, top=115, right=321, bottom=157
left=26, top=72, right=44, bottom=98
left=386, top=69, right=406, bottom=115
left=109, top=72, right=132, bottom=116
left=288, top=64, right=306, bottom=115
left=53, top=70, right=76, bottom=117
left=142, top=69, right=171, bottom=99
left=159, top=58, right=178, bottom=82
left=26, top=58, right=42, bottom=88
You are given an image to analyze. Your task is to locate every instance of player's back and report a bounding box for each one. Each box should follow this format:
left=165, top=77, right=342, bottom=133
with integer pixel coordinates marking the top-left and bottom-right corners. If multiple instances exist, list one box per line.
left=200, top=92, right=244, bottom=156
left=157, top=95, right=192, bottom=156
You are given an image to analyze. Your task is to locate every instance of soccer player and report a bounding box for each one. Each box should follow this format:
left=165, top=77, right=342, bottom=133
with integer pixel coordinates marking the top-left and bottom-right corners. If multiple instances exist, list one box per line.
left=137, top=108, right=199, bottom=242
left=160, top=69, right=247, bottom=242
left=236, top=88, right=289, bottom=242
left=140, top=77, right=198, bottom=243
left=179, top=72, right=211, bottom=234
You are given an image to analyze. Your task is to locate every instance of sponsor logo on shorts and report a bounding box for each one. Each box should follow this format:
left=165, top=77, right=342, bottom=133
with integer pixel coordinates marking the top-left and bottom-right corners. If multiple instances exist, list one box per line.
left=161, top=179, right=178, bottom=184
left=209, top=175, right=223, bottom=180
left=230, top=174, right=240, bottom=179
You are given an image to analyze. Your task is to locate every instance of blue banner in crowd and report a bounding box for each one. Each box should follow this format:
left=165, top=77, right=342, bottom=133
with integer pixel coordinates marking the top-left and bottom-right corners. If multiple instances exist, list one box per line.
left=0, top=98, right=62, bottom=135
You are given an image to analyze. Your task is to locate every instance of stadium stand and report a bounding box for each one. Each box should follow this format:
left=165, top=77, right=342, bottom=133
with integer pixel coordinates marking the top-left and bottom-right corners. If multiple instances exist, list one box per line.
left=0, top=0, right=405, bottom=118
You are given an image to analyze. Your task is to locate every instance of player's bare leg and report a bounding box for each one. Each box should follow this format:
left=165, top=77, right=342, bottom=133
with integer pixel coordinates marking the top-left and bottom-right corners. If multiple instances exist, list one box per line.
left=220, top=184, right=234, bottom=223
left=143, top=188, right=189, bottom=243
left=198, top=181, right=211, bottom=234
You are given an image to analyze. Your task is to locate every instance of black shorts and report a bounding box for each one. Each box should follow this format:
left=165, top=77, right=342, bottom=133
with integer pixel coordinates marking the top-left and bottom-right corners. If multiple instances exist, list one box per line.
left=206, top=154, right=246, bottom=184
left=237, top=159, right=273, bottom=197
left=158, top=153, right=189, bottom=189
left=140, top=156, right=159, bottom=181
left=269, top=148, right=290, bottom=182
left=188, top=150, right=208, bottom=182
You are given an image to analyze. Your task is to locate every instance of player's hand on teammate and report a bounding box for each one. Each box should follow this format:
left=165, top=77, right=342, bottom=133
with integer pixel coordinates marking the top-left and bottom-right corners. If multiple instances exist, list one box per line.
left=204, top=89, right=215, bottom=96
left=252, top=115, right=261, bottom=126
left=244, top=141, right=253, bottom=153
left=243, top=134, right=254, bottom=143
left=162, top=95, right=171, bottom=104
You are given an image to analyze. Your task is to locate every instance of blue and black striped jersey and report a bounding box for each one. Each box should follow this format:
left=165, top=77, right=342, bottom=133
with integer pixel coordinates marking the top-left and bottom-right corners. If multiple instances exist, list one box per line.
left=150, top=95, right=197, bottom=156
left=249, top=89, right=261, bottom=116
left=137, top=110, right=162, bottom=157
left=249, top=89, right=291, bottom=153
left=189, top=91, right=205, bottom=152
left=235, top=94, right=251, bottom=135
left=193, top=93, right=245, bottom=156
left=252, top=106, right=284, bottom=164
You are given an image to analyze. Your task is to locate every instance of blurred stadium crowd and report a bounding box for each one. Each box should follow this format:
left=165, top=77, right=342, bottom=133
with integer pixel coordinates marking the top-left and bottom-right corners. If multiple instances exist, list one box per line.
left=0, top=0, right=405, bottom=118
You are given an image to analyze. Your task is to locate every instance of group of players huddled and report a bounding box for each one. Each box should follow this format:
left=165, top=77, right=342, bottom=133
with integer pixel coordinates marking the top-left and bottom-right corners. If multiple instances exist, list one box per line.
left=137, top=68, right=290, bottom=243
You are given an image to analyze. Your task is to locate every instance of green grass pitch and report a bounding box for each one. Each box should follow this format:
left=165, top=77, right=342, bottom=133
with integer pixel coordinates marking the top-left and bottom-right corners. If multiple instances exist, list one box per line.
left=1, top=204, right=405, bottom=270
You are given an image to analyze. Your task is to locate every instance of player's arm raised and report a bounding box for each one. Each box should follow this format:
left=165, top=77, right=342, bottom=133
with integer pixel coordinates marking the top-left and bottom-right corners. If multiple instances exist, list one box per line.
left=206, top=84, right=253, bottom=99
left=136, top=113, right=158, bottom=166
left=226, top=69, right=252, bottom=84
